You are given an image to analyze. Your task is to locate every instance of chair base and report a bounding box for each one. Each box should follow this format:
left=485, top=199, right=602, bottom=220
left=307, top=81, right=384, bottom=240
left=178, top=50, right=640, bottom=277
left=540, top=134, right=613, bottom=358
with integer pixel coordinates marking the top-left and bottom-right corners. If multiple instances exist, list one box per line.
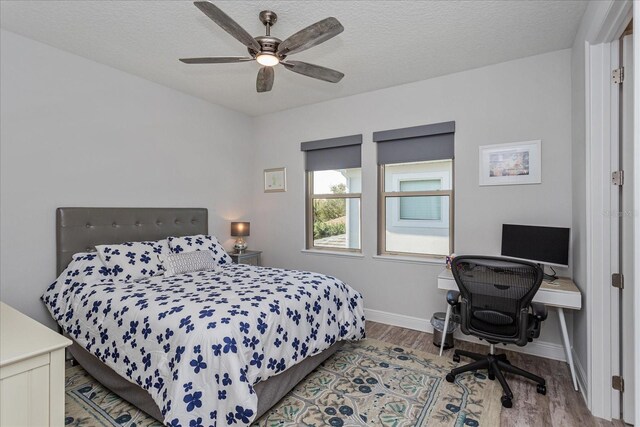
left=445, top=349, right=546, bottom=408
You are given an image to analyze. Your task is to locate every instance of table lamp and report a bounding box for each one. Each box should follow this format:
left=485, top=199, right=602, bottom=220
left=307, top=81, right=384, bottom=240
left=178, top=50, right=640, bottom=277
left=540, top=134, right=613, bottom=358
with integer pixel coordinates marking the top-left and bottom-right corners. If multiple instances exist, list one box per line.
left=231, top=222, right=250, bottom=253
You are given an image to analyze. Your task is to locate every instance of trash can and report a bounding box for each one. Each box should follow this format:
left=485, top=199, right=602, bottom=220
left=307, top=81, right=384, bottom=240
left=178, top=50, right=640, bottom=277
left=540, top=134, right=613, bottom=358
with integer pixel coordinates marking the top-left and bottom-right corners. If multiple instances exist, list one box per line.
left=431, top=312, right=458, bottom=350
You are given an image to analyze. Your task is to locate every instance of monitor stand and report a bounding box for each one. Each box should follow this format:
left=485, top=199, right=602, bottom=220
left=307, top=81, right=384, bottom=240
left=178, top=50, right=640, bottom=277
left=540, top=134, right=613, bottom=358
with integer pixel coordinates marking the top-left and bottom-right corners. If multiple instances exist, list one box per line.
left=539, top=263, right=558, bottom=282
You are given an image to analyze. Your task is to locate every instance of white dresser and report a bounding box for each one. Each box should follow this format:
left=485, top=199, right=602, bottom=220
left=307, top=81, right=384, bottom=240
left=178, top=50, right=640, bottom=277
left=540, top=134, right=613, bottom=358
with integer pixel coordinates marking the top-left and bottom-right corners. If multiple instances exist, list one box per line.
left=0, top=302, right=71, bottom=426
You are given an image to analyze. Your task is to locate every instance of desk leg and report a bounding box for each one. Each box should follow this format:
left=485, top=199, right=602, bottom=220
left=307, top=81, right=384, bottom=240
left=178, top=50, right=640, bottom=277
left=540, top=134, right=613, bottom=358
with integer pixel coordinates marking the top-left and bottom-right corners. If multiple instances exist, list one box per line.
left=557, top=307, right=578, bottom=391
left=440, top=305, right=451, bottom=357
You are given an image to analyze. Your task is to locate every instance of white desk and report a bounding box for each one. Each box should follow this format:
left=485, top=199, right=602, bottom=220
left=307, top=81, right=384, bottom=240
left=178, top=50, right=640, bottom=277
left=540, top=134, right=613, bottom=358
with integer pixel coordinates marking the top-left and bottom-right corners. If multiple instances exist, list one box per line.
left=437, top=269, right=582, bottom=391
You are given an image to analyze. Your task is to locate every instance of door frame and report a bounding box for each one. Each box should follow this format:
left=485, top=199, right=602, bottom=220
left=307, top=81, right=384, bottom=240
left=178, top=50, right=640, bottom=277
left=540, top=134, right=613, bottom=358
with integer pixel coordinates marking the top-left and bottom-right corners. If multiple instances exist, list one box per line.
left=618, top=30, right=635, bottom=424
left=633, top=4, right=640, bottom=425
left=583, top=0, right=633, bottom=420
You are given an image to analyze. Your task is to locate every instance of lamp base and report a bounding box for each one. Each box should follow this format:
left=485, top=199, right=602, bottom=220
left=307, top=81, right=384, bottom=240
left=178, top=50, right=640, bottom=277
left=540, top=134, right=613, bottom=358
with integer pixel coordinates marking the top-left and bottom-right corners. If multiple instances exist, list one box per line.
left=234, top=238, right=248, bottom=254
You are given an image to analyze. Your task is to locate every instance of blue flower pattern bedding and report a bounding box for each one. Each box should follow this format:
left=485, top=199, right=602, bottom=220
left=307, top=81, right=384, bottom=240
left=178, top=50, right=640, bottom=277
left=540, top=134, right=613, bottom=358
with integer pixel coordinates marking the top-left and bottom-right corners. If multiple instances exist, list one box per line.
left=43, top=259, right=365, bottom=426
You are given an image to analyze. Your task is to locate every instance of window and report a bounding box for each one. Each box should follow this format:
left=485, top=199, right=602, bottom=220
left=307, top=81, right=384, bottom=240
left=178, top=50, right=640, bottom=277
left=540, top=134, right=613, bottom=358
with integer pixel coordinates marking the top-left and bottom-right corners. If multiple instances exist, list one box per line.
left=308, top=169, right=361, bottom=251
left=380, top=160, right=453, bottom=256
left=301, top=135, right=362, bottom=252
left=374, top=121, right=455, bottom=258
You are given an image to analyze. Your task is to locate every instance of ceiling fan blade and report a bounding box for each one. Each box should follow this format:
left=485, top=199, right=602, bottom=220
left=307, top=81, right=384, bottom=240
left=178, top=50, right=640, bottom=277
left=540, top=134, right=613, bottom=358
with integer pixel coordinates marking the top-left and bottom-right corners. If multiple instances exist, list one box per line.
left=180, top=56, right=255, bottom=64
left=256, top=67, right=274, bottom=92
left=282, top=60, right=344, bottom=83
left=194, top=1, right=261, bottom=53
left=277, top=17, right=344, bottom=56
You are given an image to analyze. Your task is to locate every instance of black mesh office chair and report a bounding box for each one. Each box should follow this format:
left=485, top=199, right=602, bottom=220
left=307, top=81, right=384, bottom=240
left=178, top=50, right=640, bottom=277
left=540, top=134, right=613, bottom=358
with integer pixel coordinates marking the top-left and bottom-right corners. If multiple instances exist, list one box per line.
left=445, top=256, right=548, bottom=408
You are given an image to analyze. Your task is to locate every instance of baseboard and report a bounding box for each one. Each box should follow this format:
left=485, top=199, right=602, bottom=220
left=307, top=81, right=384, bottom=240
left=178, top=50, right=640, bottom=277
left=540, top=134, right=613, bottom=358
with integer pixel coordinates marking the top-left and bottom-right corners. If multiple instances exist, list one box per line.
left=572, top=347, right=590, bottom=408
left=365, top=307, right=567, bottom=362
left=364, top=308, right=432, bottom=333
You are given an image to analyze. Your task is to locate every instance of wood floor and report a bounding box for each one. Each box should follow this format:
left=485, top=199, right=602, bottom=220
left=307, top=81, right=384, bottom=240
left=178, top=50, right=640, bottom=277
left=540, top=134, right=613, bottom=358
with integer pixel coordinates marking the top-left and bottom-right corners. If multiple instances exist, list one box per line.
left=365, top=321, right=625, bottom=427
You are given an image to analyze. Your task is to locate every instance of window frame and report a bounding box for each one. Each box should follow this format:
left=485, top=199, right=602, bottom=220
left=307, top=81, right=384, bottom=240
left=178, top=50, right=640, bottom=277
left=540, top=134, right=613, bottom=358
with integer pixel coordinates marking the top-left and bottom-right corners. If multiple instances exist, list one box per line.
left=377, top=161, right=454, bottom=258
left=305, top=170, right=363, bottom=253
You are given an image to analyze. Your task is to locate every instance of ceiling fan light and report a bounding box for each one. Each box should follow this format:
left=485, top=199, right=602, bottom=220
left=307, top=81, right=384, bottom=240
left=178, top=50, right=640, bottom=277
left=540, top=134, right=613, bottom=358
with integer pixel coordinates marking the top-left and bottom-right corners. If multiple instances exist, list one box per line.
left=256, top=53, right=280, bottom=67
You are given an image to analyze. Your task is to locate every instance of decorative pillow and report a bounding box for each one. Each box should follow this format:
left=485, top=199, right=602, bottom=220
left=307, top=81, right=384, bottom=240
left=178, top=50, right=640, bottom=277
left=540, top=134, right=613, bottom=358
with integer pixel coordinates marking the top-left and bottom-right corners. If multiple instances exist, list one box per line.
left=167, top=234, right=232, bottom=266
left=64, top=252, right=112, bottom=281
left=96, top=240, right=169, bottom=282
left=159, top=250, right=219, bottom=277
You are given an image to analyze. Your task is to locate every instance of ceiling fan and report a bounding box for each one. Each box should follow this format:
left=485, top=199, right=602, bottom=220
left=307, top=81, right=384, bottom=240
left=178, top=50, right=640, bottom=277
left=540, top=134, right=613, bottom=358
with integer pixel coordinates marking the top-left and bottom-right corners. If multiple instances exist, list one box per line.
left=180, top=1, right=345, bottom=93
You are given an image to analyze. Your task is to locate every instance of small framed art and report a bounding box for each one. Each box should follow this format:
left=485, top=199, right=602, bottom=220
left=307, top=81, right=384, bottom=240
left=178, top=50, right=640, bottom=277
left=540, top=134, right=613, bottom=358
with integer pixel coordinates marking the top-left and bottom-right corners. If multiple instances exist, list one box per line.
left=264, top=167, right=287, bottom=192
left=479, top=140, right=541, bottom=186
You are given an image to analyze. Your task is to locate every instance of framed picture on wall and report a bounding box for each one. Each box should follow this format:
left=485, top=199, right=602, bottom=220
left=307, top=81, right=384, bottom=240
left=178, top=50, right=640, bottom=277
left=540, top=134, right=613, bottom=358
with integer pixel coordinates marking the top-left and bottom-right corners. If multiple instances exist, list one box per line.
left=264, top=167, right=287, bottom=192
left=479, top=140, right=541, bottom=186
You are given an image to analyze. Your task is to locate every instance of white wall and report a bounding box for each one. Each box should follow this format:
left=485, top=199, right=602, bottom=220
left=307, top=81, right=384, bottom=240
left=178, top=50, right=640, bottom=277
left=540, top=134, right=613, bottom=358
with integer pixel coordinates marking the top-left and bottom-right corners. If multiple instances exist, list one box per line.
left=570, top=4, right=590, bottom=397
left=250, top=49, right=574, bottom=357
left=0, top=28, right=577, bottom=361
left=0, top=30, right=255, bottom=328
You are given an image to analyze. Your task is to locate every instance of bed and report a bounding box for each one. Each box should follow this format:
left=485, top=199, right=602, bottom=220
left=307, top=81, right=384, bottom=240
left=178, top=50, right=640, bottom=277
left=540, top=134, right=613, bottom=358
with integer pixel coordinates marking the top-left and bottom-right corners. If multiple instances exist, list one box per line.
left=44, top=207, right=365, bottom=426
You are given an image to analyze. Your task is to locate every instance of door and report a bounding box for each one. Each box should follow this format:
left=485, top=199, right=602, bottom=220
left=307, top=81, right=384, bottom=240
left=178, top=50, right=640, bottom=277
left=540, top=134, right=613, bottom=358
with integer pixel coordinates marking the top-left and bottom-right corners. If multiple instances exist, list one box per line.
left=620, top=31, right=634, bottom=425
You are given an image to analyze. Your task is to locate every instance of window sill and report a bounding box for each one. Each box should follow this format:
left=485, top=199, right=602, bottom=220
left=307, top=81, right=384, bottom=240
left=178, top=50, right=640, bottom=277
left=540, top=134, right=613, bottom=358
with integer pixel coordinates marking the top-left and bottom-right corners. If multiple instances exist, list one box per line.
left=301, top=249, right=364, bottom=259
left=372, top=254, right=445, bottom=266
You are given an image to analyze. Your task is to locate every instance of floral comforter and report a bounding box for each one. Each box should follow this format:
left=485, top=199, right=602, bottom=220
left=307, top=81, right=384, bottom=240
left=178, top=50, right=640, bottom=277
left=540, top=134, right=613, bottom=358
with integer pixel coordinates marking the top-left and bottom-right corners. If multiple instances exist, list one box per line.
left=43, top=263, right=365, bottom=426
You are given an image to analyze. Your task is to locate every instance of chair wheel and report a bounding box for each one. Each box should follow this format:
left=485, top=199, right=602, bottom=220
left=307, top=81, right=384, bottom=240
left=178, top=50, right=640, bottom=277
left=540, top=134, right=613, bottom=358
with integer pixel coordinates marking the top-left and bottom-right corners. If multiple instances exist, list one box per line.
left=501, top=396, right=512, bottom=408
left=488, top=373, right=495, bottom=381
left=536, top=384, right=546, bottom=395
left=445, top=373, right=456, bottom=383
left=452, top=354, right=460, bottom=362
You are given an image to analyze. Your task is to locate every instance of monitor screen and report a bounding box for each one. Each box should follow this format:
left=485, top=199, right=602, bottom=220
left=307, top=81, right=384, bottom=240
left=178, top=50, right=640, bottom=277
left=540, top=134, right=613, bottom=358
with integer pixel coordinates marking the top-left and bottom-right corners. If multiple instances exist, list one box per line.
left=501, top=224, right=570, bottom=267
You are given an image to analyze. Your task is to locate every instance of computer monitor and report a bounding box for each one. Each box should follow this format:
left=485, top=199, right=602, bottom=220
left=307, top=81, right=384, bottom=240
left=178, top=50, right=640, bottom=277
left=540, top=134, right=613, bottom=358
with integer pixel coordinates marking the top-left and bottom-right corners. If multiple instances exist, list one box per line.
left=501, top=224, right=570, bottom=268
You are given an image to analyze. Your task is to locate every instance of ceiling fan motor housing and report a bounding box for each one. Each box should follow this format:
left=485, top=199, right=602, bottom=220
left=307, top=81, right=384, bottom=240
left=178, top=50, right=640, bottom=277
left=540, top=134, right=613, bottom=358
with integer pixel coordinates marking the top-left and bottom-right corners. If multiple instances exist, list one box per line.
left=252, top=36, right=283, bottom=57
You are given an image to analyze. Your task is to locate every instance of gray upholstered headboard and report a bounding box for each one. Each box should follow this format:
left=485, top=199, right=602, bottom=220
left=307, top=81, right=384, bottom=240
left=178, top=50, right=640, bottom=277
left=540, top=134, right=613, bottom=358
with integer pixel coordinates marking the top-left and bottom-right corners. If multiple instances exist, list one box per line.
left=56, top=207, right=208, bottom=275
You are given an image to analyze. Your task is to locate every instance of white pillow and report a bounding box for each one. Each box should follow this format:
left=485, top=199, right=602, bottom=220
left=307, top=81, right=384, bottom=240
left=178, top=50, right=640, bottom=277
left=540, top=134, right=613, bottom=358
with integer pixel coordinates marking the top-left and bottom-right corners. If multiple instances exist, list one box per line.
left=42, top=252, right=110, bottom=323
left=66, top=252, right=112, bottom=280
left=96, top=240, right=169, bottom=282
left=167, top=234, right=232, bottom=266
left=159, top=251, right=219, bottom=277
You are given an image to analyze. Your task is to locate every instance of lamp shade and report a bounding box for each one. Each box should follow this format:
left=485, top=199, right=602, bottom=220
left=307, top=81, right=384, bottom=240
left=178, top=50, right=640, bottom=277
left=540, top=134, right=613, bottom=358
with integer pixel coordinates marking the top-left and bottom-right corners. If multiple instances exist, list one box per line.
left=231, top=222, right=250, bottom=237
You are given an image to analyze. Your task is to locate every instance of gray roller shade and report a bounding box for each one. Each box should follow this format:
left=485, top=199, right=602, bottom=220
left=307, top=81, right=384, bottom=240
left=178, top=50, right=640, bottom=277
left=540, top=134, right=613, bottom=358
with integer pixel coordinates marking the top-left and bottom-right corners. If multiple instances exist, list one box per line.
left=374, top=121, right=455, bottom=165
left=301, top=134, right=362, bottom=171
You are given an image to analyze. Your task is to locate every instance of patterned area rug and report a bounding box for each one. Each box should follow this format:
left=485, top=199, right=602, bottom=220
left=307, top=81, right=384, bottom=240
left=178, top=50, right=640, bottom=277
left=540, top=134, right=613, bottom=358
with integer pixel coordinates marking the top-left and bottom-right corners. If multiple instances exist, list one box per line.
left=65, top=339, right=501, bottom=426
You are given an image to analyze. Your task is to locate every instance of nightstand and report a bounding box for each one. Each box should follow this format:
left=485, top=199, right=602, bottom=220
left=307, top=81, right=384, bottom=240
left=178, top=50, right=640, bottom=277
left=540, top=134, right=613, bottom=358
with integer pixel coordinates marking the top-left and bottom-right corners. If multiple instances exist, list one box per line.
left=0, top=302, right=71, bottom=426
left=230, top=250, right=262, bottom=266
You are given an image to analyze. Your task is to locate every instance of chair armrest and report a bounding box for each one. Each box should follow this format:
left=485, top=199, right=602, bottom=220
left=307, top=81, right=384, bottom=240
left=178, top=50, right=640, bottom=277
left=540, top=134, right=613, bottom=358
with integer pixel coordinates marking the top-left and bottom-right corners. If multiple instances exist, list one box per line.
left=530, top=302, right=547, bottom=321
left=446, top=290, right=460, bottom=306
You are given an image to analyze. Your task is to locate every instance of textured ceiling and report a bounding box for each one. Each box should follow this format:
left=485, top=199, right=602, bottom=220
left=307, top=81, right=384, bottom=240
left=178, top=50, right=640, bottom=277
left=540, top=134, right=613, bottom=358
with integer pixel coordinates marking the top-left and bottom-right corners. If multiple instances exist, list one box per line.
left=0, top=0, right=587, bottom=116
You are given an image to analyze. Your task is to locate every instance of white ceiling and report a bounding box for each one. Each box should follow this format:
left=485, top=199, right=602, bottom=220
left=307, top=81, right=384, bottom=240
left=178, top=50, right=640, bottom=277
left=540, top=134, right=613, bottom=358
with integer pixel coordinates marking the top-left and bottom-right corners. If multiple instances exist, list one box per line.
left=1, top=0, right=587, bottom=116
